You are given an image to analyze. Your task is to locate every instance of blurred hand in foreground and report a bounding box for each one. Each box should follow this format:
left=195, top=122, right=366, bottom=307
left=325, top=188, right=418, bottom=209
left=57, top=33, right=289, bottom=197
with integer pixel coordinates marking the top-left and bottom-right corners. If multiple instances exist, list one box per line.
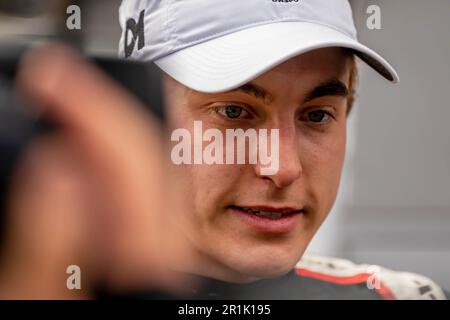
left=0, top=44, right=189, bottom=299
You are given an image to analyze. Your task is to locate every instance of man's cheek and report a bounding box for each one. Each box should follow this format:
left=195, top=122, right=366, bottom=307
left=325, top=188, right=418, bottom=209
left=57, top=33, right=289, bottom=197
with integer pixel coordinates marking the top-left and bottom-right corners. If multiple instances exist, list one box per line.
left=310, top=133, right=345, bottom=173
left=189, top=164, right=235, bottom=208
left=303, top=143, right=345, bottom=207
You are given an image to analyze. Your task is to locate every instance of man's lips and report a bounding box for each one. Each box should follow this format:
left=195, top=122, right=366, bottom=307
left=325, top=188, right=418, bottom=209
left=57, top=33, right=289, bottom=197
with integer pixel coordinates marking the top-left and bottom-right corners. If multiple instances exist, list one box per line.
left=227, top=205, right=304, bottom=233
left=227, top=205, right=304, bottom=218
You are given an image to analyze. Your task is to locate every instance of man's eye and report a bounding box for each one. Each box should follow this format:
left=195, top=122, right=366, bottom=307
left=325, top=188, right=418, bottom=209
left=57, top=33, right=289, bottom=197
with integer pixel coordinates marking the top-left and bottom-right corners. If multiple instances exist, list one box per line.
left=307, top=110, right=330, bottom=123
left=216, top=105, right=250, bottom=119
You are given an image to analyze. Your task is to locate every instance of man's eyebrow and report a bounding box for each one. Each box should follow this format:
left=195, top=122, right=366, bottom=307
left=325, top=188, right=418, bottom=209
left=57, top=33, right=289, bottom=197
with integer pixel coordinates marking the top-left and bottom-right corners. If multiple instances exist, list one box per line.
left=227, top=79, right=348, bottom=104
left=304, top=79, right=349, bottom=103
left=230, top=83, right=273, bottom=104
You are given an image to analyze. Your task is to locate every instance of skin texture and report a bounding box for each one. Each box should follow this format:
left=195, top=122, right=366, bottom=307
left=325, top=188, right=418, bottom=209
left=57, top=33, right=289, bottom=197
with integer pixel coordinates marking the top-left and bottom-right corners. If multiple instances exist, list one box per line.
left=164, top=47, right=353, bottom=283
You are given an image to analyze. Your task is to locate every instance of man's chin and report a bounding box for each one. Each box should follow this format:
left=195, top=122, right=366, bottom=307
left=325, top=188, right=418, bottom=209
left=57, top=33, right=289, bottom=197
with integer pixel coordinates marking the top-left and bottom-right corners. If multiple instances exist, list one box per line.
left=246, top=262, right=296, bottom=280
left=226, top=252, right=300, bottom=281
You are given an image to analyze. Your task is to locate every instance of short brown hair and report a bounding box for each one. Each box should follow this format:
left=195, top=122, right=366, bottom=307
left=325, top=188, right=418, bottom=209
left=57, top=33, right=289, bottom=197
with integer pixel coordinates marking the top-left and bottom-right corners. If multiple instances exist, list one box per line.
left=346, top=55, right=359, bottom=115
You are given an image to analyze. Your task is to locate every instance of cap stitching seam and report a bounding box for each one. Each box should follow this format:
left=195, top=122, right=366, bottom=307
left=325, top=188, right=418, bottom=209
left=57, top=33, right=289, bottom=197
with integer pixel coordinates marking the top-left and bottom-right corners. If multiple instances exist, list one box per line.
left=166, top=0, right=178, bottom=53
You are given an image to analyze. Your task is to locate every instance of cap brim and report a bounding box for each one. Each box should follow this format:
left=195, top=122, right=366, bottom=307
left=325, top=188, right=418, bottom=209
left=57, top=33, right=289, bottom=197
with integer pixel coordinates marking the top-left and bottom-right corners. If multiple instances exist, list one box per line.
left=155, top=21, right=399, bottom=93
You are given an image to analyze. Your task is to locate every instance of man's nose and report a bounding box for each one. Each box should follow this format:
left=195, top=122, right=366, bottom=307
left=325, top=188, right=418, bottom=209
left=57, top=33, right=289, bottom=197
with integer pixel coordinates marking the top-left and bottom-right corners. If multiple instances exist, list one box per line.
left=255, top=124, right=302, bottom=188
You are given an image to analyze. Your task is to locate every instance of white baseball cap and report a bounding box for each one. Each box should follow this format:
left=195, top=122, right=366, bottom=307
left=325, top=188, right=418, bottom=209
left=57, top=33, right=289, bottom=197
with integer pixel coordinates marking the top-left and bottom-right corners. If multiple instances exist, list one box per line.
left=119, top=0, right=399, bottom=93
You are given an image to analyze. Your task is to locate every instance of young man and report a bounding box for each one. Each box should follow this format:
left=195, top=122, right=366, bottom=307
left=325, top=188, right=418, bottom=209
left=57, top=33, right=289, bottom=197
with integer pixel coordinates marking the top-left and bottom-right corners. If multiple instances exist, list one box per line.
left=118, top=0, right=448, bottom=299
left=0, top=1, right=446, bottom=300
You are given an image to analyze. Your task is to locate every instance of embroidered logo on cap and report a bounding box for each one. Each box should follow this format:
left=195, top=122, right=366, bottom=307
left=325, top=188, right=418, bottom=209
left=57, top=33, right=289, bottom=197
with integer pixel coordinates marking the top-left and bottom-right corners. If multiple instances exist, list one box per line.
left=124, top=9, right=145, bottom=58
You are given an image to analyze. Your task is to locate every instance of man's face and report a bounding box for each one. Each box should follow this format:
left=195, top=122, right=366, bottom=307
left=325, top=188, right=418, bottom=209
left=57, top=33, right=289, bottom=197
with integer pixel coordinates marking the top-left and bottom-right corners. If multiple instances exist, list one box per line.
left=164, top=48, right=352, bottom=282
